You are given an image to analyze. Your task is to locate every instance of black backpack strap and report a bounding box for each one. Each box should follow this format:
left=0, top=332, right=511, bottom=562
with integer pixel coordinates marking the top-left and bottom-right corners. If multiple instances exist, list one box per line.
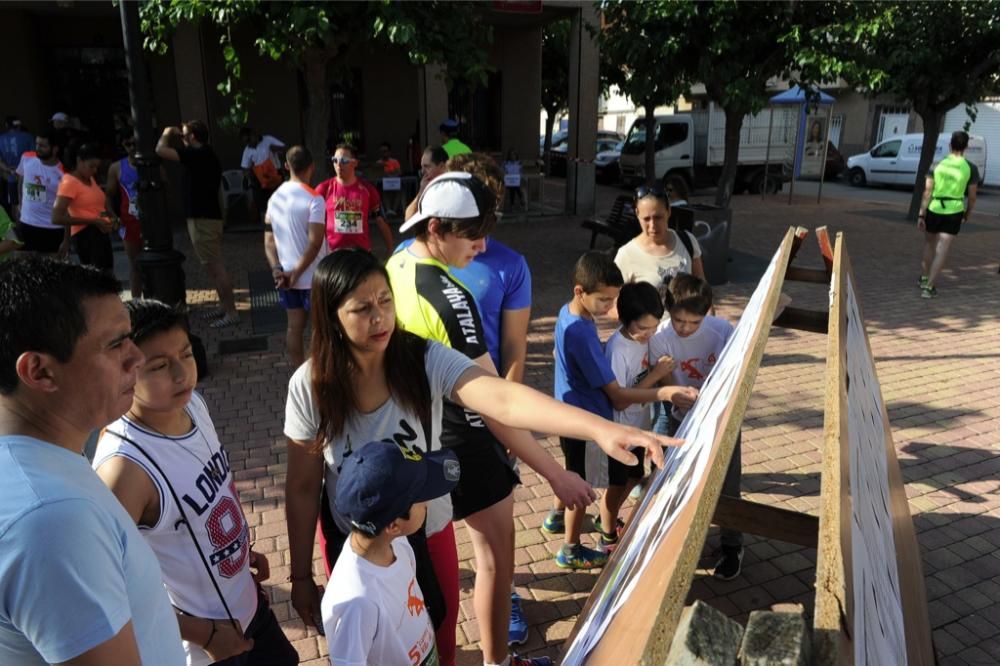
left=676, top=228, right=695, bottom=259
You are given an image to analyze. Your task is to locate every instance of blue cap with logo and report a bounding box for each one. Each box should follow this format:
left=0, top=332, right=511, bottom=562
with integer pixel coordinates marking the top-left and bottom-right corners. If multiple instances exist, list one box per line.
left=439, top=118, right=460, bottom=132
left=336, top=441, right=461, bottom=536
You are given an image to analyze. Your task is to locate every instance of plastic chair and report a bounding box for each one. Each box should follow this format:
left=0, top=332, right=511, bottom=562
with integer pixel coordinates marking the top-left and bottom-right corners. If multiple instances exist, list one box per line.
left=221, top=170, right=247, bottom=211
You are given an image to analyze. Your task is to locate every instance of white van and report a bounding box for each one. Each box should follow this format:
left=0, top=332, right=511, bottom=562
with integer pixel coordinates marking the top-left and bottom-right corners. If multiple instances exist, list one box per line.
left=846, top=133, right=987, bottom=188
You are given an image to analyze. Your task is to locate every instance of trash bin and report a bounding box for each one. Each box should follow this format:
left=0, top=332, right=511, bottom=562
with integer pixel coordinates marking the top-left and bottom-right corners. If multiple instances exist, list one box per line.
left=670, top=203, right=732, bottom=285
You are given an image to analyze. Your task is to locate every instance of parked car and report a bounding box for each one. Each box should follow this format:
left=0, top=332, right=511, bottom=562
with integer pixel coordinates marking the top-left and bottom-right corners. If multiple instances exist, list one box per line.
left=547, top=132, right=624, bottom=176
left=539, top=129, right=568, bottom=155
left=595, top=140, right=624, bottom=182
left=846, top=132, right=987, bottom=188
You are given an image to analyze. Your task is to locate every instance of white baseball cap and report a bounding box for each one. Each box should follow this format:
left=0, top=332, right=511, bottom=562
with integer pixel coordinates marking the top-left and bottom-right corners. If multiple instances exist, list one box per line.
left=400, top=172, right=497, bottom=233
left=50, top=112, right=69, bottom=123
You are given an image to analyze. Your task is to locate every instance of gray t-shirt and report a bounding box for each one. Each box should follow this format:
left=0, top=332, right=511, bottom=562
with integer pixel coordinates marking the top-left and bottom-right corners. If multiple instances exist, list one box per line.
left=284, top=341, right=476, bottom=535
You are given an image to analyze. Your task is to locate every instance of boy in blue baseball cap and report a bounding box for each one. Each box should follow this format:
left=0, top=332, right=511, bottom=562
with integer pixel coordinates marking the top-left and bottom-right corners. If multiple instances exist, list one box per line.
left=322, top=441, right=460, bottom=666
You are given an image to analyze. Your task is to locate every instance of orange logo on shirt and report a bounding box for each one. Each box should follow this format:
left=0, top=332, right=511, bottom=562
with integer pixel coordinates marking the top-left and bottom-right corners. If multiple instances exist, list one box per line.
left=407, top=579, right=425, bottom=617
left=681, top=358, right=705, bottom=381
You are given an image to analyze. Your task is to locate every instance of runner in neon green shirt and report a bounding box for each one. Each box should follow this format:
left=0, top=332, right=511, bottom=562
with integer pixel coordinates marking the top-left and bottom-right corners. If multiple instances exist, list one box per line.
left=917, top=130, right=979, bottom=298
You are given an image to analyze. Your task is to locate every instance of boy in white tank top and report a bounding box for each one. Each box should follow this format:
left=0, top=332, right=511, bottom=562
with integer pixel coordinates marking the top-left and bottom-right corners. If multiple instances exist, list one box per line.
left=94, top=300, right=298, bottom=666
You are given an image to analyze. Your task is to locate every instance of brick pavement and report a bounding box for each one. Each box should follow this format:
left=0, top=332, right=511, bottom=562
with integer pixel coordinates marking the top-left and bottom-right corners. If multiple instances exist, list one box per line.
left=159, top=185, right=1000, bottom=665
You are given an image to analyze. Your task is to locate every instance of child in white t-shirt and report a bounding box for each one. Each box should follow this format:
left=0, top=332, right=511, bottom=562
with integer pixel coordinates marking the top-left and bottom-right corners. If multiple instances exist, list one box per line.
left=596, top=281, right=676, bottom=552
left=649, top=274, right=743, bottom=581
left=323, top=441, right=460, bottom=666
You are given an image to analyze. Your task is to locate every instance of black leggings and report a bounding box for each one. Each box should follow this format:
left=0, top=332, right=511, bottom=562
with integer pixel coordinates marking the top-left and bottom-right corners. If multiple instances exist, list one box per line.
left=74, top=226, right=114, bottom=272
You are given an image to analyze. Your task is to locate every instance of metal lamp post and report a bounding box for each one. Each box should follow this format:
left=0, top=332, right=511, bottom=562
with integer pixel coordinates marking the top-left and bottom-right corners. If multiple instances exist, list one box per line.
left=119, top=0, right=186, bottom=307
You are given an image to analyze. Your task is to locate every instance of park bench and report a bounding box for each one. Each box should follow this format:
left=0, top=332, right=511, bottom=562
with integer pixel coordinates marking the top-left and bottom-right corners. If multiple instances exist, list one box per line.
left=581, top=194, right=639, bottom=249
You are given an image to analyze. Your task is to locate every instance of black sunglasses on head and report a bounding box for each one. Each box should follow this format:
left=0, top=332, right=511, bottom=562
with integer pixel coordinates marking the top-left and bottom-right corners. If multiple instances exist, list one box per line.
left=634, top=185, right=669, bottom=202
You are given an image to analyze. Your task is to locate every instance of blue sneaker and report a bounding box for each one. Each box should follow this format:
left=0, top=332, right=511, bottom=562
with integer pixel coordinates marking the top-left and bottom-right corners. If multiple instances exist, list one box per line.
left=511, top=656, right=553, bottom=666
left=555, top=543, right=608, bottom=570
left=540, top=510, right=564, bottom=535
left=509, top=592, right=529, bottom=645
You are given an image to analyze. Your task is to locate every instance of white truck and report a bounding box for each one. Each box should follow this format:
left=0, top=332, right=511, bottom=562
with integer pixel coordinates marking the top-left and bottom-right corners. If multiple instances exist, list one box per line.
left=845, top=132, right=987, bottom=188
left=619, top=103, right=798, bottom=193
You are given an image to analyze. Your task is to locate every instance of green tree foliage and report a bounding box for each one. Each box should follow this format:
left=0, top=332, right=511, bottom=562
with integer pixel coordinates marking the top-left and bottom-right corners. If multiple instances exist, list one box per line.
left=686, top=1, right=809, bottom=206
left=797, top=1, right=999, bottom=218
left=597, top=1, right=695, bottom=186
left=140, top=1, right=492, bottom=173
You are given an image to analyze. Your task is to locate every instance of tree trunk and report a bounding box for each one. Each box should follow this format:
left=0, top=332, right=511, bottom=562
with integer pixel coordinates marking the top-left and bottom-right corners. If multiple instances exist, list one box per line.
left=543, top=110, right=556, bottom=176
left=715, top=105, right=745, bottom=208
left=303, top=51, right=331, bottom=180
left=908, top=107, right=943, bottom=220
left=644, top=101, right=657, bottom=187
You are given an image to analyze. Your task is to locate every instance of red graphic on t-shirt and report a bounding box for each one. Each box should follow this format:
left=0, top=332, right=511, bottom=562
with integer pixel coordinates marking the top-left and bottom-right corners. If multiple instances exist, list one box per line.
left=407, top=579, right=425, bottom=617
left=681, top=358, right=705, bottom=381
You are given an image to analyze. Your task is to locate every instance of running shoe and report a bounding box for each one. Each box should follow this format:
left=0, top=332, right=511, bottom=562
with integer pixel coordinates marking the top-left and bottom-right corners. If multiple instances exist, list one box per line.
left=509, top=592, right=528, bottom=646
left=540, top=510, right=565, bottom=535
left=918, top=275, right=929, bottom=288
left=712, top=545, right=744, bottom=581
left=920, top=286, right=938, bottom=299
left=594, top=516, right=625, bottom=540
left=510, top=656, right=553, bottom=666
left=597, top=529, right=619, bottom=554
left=555, top=543, right=608, bottom=570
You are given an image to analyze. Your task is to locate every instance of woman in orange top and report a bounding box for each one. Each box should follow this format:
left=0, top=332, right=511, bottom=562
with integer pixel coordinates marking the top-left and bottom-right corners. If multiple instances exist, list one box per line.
left=52, top=143, right=118, bottom=272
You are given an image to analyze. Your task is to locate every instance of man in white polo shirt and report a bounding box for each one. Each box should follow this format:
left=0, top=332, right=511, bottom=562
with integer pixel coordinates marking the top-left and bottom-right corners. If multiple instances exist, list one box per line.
left=264, top=145, right=327, bottom=367
left=15, top=129, right=68, bottom=256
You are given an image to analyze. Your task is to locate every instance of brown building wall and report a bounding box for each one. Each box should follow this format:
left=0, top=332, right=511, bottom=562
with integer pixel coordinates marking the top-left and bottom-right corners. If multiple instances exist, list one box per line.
left=0, top=11, right=49, bottom=131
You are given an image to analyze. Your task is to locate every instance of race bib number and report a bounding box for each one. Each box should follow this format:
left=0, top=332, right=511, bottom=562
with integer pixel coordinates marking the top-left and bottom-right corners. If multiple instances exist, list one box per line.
left=334, top=210, right=363, bottom=234
left=128, top=197, right=139, bottom=217
left=504, top=174, right=521, bottom=188
left=382, top=177, right=401, bottom=191
left=25, top=182, right=44, bottom=202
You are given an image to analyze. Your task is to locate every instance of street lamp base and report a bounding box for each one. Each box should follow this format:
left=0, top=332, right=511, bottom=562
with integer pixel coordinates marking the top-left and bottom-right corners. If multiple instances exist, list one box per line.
left=138, top=249, right=187, bottom=308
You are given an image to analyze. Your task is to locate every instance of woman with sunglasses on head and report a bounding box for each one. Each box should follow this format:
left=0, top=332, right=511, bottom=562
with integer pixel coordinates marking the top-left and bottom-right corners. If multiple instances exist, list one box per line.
left=614, top=184, right=705, bottom=304
left=284, top=246, right=681, bottom=666
left=105, top=131, right=144, bottom=297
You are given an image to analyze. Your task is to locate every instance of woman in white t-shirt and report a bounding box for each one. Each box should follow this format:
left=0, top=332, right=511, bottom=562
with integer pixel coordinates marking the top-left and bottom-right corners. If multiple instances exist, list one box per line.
left=284, top=249, right=679, bottom=666
left=614, top=185, right=705, bottom=303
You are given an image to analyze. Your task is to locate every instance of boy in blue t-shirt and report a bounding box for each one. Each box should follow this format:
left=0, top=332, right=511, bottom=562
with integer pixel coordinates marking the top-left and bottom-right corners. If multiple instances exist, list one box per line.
left=548, top=251, right=695, bottom=569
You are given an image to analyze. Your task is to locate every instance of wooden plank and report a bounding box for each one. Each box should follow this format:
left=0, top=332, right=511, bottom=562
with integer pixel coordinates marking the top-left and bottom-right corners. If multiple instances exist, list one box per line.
left=842, top=249, right=935, bottom=666
left=563, top=228, right=797, bottom=666
left=785, top=226, right=810, bottom=271
left=712, top=495, right=819, bottom=548
left=814, top=233, right=852, bottom=665
left=814, top=236, right=934, bottom=665
left=772, top=307, right=829, bottom=334
left=816, top=225, right=834, bottom=276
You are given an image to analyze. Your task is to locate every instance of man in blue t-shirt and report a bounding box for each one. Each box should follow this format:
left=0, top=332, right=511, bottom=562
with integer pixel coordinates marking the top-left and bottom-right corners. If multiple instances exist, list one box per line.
left=0, top=257, right=185, bottom=666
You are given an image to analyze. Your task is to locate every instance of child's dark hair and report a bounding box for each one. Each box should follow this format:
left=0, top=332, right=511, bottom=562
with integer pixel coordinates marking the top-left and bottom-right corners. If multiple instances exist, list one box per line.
left=125, top=299, right=189, bottom=346
left=573, top=251, right=624, bottom=293
left=617, top=281, right=664, bottom=325
left=664, top=273, right=713, bottom=316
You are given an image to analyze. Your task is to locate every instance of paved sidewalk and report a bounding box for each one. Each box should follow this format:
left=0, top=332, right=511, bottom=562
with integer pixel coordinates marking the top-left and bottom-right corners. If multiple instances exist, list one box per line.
left=156, top=186, right=999, bottom=665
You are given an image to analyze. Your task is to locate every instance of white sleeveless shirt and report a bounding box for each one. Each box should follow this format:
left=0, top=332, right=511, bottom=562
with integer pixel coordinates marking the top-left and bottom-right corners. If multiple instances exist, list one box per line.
left=94, top=392, right=258, bottom=666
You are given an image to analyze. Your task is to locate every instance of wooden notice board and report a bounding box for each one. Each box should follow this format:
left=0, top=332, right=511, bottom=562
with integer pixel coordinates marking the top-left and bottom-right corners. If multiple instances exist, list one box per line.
left=813, top=234, right=934, bottom=665
left=562, top=228, right=797, bottom=665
